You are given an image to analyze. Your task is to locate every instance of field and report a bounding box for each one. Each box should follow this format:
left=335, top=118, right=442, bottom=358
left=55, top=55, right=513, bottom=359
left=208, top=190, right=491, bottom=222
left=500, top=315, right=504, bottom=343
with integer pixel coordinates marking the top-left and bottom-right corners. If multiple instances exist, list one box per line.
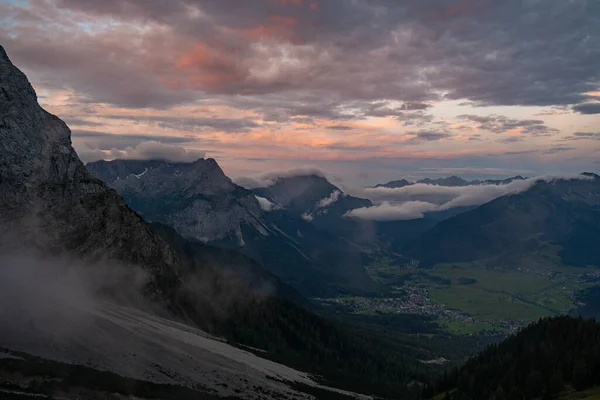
left=363, top=254, right=598, bottom=335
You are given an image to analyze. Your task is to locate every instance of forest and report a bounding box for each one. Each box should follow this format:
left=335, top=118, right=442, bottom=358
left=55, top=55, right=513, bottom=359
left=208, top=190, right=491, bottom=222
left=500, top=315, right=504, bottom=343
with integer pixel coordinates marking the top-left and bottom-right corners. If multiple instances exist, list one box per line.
left=426, top=316, right=600, bottom=400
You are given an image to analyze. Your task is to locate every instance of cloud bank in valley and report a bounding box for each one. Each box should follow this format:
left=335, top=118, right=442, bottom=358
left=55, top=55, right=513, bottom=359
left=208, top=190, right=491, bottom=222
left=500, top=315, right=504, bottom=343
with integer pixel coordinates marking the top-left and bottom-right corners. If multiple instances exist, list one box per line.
left=346, top=174, right=594, bottom=221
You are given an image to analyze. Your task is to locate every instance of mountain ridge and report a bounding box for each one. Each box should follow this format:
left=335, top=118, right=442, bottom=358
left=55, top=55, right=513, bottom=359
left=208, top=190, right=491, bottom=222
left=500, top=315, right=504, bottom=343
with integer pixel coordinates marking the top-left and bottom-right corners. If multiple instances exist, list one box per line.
left=374, top=175, right=527, bottom=189
left=87, top=158, right=266, bottom=244
left=416, top=174, right=600, bottom=266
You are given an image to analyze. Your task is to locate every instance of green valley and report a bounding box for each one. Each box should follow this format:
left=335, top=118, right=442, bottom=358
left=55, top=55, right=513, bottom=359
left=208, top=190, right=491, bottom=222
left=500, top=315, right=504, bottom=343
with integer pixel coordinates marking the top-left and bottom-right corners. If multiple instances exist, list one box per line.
left=315, top=252, right=600, bottom=335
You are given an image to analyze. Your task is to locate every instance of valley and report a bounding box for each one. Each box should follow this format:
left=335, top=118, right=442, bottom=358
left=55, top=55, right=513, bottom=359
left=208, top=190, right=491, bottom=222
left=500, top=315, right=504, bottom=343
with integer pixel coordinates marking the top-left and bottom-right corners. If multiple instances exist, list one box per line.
left=315, top=250, right=600, bottom=335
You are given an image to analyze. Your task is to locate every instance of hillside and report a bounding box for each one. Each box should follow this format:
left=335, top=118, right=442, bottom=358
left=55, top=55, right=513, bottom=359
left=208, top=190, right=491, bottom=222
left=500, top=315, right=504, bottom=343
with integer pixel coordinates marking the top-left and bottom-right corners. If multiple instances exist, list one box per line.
left=416, top=175, right=600, bottom=267
left=427, top=316, right=600, bottom=400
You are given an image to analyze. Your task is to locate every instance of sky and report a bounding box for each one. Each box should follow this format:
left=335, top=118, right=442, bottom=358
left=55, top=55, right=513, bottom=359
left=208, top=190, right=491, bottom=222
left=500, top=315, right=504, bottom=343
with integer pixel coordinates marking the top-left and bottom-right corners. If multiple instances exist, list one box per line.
left=1, top=0, right=599, bottom=186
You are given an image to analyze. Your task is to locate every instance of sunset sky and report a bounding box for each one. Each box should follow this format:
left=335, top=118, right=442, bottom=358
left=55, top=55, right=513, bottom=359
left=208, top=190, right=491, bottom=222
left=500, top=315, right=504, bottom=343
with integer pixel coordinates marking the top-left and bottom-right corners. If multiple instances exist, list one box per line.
left=1, top=0, right=599, bottom=186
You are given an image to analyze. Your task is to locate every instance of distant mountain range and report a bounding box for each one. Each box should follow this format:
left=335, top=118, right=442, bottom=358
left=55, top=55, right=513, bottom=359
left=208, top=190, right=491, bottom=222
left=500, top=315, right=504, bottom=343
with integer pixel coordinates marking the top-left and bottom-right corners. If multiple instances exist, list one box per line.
left=374, top=175, right=527, bottom=188
left=87, top=153, right=600, bottom=295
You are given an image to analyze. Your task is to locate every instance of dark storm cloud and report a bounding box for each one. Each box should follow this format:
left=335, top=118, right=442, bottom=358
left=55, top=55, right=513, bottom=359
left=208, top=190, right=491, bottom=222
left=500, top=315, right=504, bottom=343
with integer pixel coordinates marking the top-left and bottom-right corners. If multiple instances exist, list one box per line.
left=458, top=114, right=559, bottom=136
left=572, top=103, right=600, bottom=114
left=2, top=0, right=598, bottom=110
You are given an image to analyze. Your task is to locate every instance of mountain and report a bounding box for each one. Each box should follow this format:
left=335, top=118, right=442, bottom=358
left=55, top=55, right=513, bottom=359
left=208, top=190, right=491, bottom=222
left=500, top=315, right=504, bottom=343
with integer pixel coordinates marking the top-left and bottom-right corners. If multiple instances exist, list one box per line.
left=87, top=159, right=266, bottom=245
left=0, top=44, right=428, bottom=399
left=374, top=179, right=412, bottom=189
left=251, top=174, right=371, bottom=222
left=252, top=174, right=376, bottom=246
left=418, top=176, right=471, bottom=187
left=416, top=174, right=600, bottom=267
left=87, top=160, right=380, bottom=297
left=253, top=174, right=372, bottom=226
left=427, top=316, right=600, bottom=399
left=475, top=175, right=527, bottom=185
left=374, top=175, right=527, bottom=189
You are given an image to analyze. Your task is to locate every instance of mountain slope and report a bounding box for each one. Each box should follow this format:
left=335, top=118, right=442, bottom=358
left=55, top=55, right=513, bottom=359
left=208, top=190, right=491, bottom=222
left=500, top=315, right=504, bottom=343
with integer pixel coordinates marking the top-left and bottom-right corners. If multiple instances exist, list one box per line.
left=428, top=316, right=600, bottom=400
left=87, top=159, right=266, bottom=244
left=87, top=160, right=380, bottom=296
left=416, top=175, right=600, bottom=267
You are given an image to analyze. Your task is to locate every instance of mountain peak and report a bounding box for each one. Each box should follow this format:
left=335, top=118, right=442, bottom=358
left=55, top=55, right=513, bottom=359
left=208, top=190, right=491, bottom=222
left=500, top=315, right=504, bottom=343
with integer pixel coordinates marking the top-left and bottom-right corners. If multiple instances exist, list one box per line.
left=87, top=157, right=264, bottom=243
left=0, top=44, right=8, bottom=61
left=581, top=172, right=599, bottom=179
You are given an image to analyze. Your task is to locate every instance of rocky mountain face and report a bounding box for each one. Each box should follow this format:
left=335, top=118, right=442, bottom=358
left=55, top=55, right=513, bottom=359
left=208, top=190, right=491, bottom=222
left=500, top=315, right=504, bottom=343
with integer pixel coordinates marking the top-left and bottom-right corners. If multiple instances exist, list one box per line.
left=87, top=159, right=266, bottom=245
left=374, top=175, right=527, bottom=189
left=416, top=174, right=600, bottom=266
left=0, top=46, right=183, bottom=296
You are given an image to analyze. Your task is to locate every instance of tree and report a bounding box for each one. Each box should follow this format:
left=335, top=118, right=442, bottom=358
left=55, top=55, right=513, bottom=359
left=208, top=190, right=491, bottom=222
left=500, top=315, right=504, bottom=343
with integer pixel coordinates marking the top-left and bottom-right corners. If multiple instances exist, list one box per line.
left=494, top=386, right=507, bottom=400
left=573, top=360, right=591, bottom=391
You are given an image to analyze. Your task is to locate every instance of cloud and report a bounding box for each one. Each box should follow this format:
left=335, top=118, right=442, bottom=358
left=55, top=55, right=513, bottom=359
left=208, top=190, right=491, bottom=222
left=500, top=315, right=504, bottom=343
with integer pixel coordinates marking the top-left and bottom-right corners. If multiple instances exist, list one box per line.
left=345, top=201, right=439, bottom=221
left=327, top=125, right=353, bottom=130
left=316, top=190, right=341, bottom=208
left=572, top=103, right=600, bottom=114
left=1, top=0, right=599, bottom=185
left=76, top=141, right=206, bottom=163
left=255, top=196, right=277, bottom=211
left=346, top=174, right=594, bottom=220
left=565, top=132, right=600, bottom=141
left=543, top=145, right=576, bottom=155
left=458, top=114, right=558, bottom=136
left=103, top=115, right=260, bottom=133
left=72, top=130, right=194, bottom=149
left=4, top=0, right=598, bottom=111
left=408, top=130, right=451, bottom=141
left=233, top=165, right=326, bottom=188
left=63, top=118, right=104, bottom=127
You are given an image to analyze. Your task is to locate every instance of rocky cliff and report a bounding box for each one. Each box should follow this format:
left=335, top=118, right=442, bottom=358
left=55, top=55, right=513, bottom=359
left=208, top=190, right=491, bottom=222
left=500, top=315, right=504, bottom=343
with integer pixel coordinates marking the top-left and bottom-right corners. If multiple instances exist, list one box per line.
left=0, top=45, right=183, bottom=297
left=87, top=159, right=266, bottom=245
